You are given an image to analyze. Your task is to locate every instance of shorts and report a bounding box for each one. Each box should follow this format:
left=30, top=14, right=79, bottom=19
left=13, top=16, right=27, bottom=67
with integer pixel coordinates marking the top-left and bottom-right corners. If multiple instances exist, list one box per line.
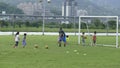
left=93, top=40, right=96, bottom=44
left=59, top=36, right=66, bottom=43
left=82, top=39, right=85, bottom=43
left=22, top=40, right=26, bottom=46
left=15, top=41, right=19, bottom=46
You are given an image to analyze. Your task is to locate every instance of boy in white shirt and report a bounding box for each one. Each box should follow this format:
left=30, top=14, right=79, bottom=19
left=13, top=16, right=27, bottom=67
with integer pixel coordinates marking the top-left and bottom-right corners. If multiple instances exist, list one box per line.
left=14, top=32, right=20, bottom=48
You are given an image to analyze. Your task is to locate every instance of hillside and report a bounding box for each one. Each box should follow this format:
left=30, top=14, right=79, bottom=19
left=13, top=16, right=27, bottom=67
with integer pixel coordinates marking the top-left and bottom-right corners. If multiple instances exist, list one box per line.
left=89, top=0, right=120, bottom=15
left=0, top=2, right=23, bottom=14
left=90, top=0, right=120, bottom=8
left=0, top=0, right=119, bottom=15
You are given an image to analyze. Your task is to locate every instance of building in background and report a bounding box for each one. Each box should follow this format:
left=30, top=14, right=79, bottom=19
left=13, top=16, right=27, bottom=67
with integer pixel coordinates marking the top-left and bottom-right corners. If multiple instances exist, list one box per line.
left=17, top=2, right=35, bottom=15
left=62, top=0, right=77, bottom=23
left=62, top=0, right=77, bottom=17
left=77, top=9, right=88, bottom=16
left=17, top=2, right=52, bottom=15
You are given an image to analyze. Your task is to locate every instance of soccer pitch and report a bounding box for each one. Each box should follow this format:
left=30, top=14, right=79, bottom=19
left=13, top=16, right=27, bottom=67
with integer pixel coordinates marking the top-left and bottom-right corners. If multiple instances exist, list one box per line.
left=0, top=35, right=120, bottom=68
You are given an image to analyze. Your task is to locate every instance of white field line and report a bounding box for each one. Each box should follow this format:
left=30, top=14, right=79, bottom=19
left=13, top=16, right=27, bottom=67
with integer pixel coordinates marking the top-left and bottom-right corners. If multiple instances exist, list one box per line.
left=96, top=44, right=116, bottom=47
left=0, top=32, right=120, bottom=36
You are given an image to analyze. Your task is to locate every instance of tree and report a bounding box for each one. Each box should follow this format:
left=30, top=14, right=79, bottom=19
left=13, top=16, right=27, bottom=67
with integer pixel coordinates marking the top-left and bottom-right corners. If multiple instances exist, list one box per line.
left=108, top=20, right=116, bottom=29
left=25, top=21, right=30, bottom=27
left=81, top=22, right=87, bottom=29
left=91, top=18, right=105, bottom=29
left=16, top=21, right=23, bottom=28
left=93, top=19, right=101, bottom=28
left=0, top=20, right=2, bottom=28
left=0, top=20, right=9, bottom=28
left=31, top=22, right=39, bottom=28
left=31, top=20, right=42, bottom=28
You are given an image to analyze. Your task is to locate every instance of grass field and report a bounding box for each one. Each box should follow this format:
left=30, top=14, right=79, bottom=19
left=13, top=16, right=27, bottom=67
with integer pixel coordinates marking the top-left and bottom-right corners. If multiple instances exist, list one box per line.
left=0, top=35, right=120, bottom=68
left=0, top=27, right=119, bottom=32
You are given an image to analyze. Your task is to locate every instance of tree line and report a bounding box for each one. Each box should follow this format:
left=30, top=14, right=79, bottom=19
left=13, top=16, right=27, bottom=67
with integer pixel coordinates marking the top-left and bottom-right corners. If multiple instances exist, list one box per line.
left=81, top=19, right=117, bottom=29
left=0, top=19, right=118, bottom=30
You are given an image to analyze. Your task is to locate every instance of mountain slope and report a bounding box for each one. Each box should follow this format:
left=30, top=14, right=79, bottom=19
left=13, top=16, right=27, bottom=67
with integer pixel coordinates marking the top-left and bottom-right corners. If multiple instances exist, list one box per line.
left=0, top=0, right=119, bottom=15
left=89, top=0, right=120, bottom=8
left=0, top=2, right=23, bottom=14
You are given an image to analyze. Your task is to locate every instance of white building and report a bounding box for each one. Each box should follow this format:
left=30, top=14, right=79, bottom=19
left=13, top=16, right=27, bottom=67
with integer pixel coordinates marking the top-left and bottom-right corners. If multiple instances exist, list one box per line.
left=62, top=0, right=77, bottom=23
left=62, top=0, right=77, bottom=17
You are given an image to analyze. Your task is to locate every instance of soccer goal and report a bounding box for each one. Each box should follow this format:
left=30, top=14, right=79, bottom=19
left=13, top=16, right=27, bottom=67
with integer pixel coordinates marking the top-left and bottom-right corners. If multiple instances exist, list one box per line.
left=78, top=16, right=119, bottom=48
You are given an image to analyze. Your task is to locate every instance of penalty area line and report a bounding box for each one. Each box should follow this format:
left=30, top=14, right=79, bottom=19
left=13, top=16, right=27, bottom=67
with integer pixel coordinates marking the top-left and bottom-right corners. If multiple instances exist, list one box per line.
left=96, top=44, right=116, bottom=47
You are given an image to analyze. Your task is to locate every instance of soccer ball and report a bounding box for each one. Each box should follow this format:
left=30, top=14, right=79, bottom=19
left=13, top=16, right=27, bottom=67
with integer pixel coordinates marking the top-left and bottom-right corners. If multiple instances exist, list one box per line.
left=76, top=52, right=79, bottom=55
left=34, top=44, right=38, bottom=48
left=66, top=51, right=69, bottom=53
left=45, top=45, right=48, bottom=49
left=74, top=50, right=77, bottom=52
left=83, top=53, right=87, bottom=56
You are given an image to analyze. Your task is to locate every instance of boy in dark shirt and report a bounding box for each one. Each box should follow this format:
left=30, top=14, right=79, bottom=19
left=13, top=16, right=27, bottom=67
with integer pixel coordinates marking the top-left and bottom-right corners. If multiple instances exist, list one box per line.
left=58, top=27, right=66, bottom=47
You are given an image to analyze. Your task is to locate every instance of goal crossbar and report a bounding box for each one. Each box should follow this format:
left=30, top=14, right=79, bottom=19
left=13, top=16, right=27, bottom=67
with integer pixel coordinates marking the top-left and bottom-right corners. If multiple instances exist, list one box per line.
left=78, top=16, right=119, bottom=48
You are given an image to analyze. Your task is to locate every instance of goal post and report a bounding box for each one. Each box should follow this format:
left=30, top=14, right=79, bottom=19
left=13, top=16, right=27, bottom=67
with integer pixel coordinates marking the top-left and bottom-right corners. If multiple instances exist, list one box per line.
left=78, top=16, right=119, bottom=48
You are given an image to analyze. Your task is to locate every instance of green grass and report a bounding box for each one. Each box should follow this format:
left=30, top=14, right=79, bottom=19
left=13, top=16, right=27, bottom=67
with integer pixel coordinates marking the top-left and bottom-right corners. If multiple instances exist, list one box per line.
left=0, top=27, right=77, bottom=32
left=0, top=27, right=119, bottom=32
left=0, top=35, right=120, bottom=68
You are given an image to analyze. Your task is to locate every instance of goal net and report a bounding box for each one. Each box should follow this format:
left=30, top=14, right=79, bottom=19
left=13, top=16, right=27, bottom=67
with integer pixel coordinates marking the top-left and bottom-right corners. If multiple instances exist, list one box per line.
left=78, top=16, right=119, bottom=48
